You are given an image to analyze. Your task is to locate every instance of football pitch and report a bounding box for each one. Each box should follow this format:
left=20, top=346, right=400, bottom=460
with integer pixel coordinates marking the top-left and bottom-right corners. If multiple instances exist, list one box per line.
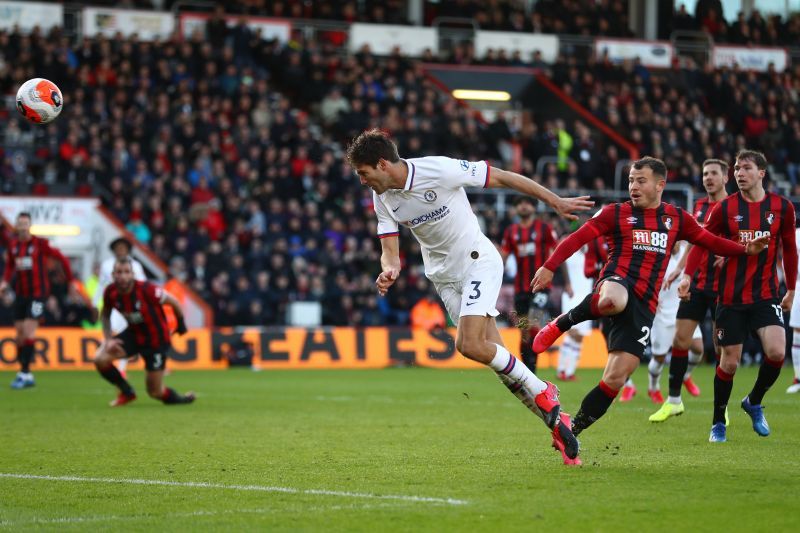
left=1, top=366, right=797, bottom=532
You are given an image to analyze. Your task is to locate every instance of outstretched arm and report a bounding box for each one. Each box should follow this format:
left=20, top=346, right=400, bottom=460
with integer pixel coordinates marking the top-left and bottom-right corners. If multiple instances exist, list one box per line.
left=780, top=202, right=797, bottom=312
left=44, top=242, right=74, bottom=281
left=1, top=247, right=13, bottom=291
left=487, top=167, right=594, bottom=220
left=531, top=223, right=603, bottom=292
left=163, top=292, right=187, bottom=334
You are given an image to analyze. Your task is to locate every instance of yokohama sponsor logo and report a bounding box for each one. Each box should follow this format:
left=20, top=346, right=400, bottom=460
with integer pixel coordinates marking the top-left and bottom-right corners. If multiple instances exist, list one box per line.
left=405, top=205, right=450, bottom=227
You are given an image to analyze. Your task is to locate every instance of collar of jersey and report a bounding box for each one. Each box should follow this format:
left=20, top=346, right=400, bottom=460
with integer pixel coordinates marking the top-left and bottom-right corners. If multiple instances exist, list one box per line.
left=401, top=159, right=416, bottom=191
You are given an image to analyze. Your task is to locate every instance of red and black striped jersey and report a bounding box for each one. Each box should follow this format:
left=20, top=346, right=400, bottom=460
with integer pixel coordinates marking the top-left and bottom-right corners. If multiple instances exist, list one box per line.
left=103, top=281, right=171, bottom=349
left=689, top=197, right=722, bottom=292
left=692, top=192, right=797, bottom=306
left=583, top=234, right=608, bottom=279
left=501, top=219, right=557, bottom=294
left=2, top=236, right=73, bottom=298
left=544, top=201, right=748, bottom=314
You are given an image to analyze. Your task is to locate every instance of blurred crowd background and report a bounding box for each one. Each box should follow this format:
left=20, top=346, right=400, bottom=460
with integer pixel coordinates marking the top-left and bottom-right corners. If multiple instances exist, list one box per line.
left=1, top=0, right=799, bottom=330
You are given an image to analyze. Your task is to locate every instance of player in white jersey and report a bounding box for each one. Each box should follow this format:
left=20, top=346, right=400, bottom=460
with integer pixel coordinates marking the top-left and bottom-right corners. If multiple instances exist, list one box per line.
left=347, top=129, right=593, bottom=464
left=558, top=244, right=593, bottom=381
left=645, top=243, right=704, bottom=404
left=95, top=237, right=147, bottom=376
left=788, top=226, right=800, bottom=393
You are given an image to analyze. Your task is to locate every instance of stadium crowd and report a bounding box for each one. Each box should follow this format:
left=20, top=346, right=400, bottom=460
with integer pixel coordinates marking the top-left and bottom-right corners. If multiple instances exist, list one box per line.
left=1, top=3, right=799, bottom=327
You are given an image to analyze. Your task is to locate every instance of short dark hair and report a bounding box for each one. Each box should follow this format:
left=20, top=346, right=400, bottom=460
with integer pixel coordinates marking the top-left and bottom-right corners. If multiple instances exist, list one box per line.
left=631, top=156, right=667, bottom=180
left=736, top=149, right=768, bottom=170
left=17, top=212, right=31, bottom=220
left=702, top=158, right=729, bottom=174
left=345, top=129, right=400, bottom=168
left=514, top=195, right=536, bottom=207
left=114, top=256, right=133, bottom=269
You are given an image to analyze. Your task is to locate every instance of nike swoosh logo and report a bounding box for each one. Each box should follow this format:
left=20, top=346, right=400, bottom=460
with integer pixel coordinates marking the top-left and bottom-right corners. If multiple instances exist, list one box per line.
left=466, top=302, right=477, bottom=306
left=392, top=206, right=400, bottom=212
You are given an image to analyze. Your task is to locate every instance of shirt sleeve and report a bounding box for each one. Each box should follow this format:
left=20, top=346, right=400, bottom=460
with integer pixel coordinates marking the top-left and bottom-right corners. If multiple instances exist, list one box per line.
left=41, top=239, right=73, bottom=281
left=2, top=246, right=13, bottom=282
left=373, top=192, right=399, bottom=239
left=543, top=205, right=614, bottom=271
left=680, top=208, right=745, bottom=260
left=781, top=201, right=797, bottom=288
left=133, top=260, right=147, bottom=281
left=145, top=282, right=167, bottom=305
left=437, top=157, right=490, bottom=189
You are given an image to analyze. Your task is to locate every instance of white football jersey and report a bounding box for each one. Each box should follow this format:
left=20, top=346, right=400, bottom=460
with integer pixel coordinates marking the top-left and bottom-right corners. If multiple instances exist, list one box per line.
left=655, top=242, right=684, bottom=319
left=564, top=246, right=592, bottom=298
left=374, top=156, right=492, bottom=283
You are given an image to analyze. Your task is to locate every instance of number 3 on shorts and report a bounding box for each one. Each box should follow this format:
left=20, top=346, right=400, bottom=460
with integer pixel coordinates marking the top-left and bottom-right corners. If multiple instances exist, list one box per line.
left=468, top=281, right=481, bottom=300
left=637, top=326, right=651, bottom=346
left=153, top=353, right=163, bottom=369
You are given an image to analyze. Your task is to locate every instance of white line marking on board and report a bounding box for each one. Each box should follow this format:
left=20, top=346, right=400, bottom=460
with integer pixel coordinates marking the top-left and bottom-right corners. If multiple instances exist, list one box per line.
left=0, top=473, right=468, bottom=506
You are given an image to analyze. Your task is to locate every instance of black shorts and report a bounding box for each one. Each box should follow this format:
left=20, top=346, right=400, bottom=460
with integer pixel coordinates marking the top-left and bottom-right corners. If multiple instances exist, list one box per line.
left=676, top=289, right=717, bottom=323
left=14, top=297, right=45, bottom=321
left=714, top=299, right=785, bottom=346
left=514, top=290, right=550, bottom=316
left=115, top=329, right=170, bottom=371
left=600, top=277, right=655, bottom=360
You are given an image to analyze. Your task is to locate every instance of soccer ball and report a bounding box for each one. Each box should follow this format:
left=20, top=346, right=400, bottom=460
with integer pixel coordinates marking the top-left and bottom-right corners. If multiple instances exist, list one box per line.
left=15, top=78, right=63, bottom=124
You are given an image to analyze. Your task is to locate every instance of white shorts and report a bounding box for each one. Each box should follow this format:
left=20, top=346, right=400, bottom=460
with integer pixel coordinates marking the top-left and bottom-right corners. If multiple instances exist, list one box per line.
left=651, top=314, right=703, bottom=355
left=434, top=246, right=502, bottom=326
left=561, top=293, right=592, bottom=336
left=790, top=290, right=800, bottom=328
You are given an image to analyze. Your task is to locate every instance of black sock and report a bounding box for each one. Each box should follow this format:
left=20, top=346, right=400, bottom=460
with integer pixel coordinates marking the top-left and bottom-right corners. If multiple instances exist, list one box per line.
left=748, top=358, right=783, bottom=405
left=520, top=338, right=537, bottom=372
left=162, top=387, right=193, bottom=404
left=98, top=365, right=134, bottom=395
left=572, top=380, right=618, bottom=436
left=556, top=293, right=599, bottom=332
left=713, top=366, right=734, bottom=424
left=18, top=344, right=34, bottom=373
left=668, top=348, right=689, bottom=398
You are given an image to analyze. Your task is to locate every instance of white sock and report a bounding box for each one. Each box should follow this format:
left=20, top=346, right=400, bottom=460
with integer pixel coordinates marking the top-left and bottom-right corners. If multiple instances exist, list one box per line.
left=686, top=349, right=702, bottom=378
left=117, top=358, right=128, bottom=372
left=625, top=377, right=635, bottom=388
left=792, top=331, right=800, bottom=381
left=667, top=395, right=682, bottom=405
left=489, top=344, right=547, bottom=394
left=565, top=336, right=582, bottom=376
left=558, top=336, right=579, bottom=375
left=648, top=357, right=664, bottom=391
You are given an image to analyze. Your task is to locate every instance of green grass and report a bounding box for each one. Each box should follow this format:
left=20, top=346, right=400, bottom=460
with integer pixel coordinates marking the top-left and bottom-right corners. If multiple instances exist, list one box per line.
left=0, top=366, right=798, bottom=532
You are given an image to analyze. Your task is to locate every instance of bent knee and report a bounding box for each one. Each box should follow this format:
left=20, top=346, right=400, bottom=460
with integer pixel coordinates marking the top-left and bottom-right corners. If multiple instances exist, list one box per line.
left=764, top=349, right=785, bottom=362
left=598, top=294, right=626, bottom=314
left=456, top=339, right=480, bottom=360
left=600, top=374, right=627, bottom=390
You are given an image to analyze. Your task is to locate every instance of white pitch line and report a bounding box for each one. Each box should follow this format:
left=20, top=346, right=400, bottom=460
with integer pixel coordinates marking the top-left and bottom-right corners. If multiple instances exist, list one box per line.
left=0, top=504, right=402, bottom=528
left=0, top=473, right=468, bottom=506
